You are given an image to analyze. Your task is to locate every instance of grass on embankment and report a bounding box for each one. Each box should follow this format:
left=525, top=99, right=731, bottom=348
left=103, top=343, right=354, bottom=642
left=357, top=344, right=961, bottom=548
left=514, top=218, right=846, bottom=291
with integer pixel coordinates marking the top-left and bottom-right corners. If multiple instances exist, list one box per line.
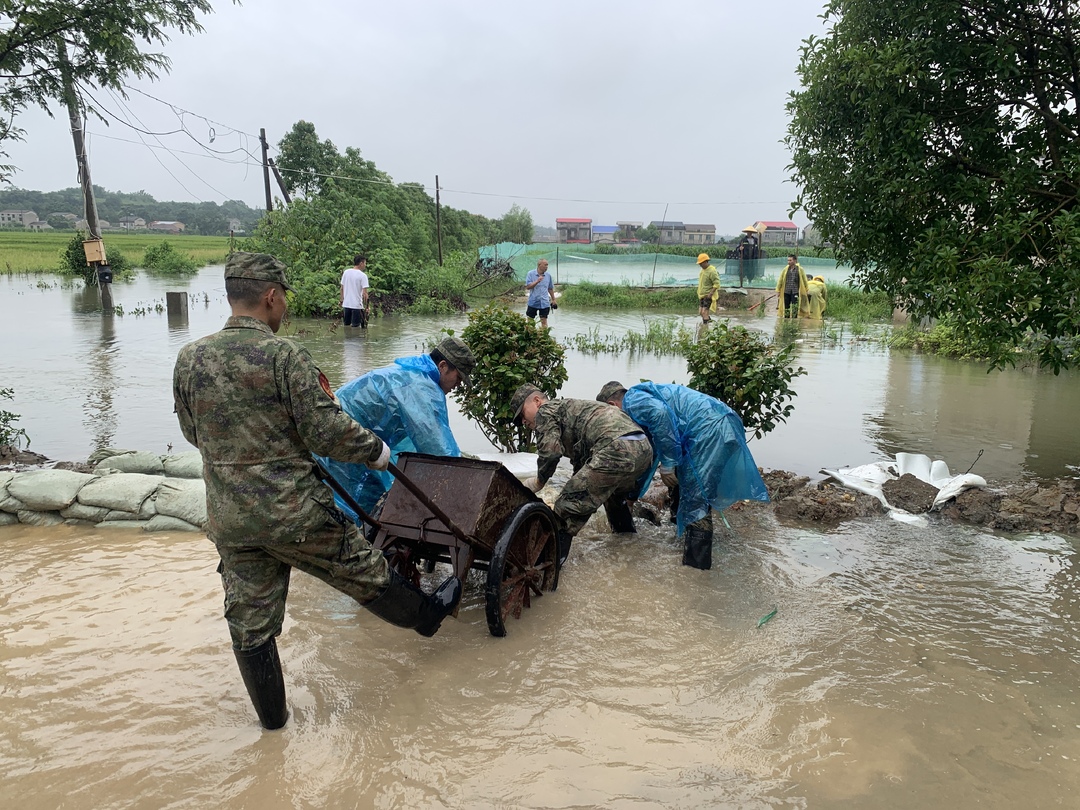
left=0, top=231, right=232, bottom=273
left=557, top=281, right=750, bottom=310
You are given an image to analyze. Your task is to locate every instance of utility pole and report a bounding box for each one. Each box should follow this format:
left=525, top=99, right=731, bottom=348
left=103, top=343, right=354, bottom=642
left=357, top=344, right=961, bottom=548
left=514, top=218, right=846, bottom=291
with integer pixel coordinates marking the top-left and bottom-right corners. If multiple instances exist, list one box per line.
left=268, top=158, right=291, bottom=204
left=260, top=128, right=273, bottom=212
left=435, top=175, right=443, bottom=267
left=59, top=42, right=112, bottom=309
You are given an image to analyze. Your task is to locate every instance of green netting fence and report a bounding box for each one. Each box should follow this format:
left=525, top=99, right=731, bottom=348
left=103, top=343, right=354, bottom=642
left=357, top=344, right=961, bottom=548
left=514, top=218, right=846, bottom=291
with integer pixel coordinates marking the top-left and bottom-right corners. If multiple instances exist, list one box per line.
left=479, top=243, right=852, bottom=289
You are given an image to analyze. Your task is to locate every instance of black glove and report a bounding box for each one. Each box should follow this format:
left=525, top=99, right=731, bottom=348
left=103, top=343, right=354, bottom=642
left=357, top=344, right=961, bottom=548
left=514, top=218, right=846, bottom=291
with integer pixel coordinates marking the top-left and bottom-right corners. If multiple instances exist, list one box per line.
left=551, top=302, right=558, bottom=310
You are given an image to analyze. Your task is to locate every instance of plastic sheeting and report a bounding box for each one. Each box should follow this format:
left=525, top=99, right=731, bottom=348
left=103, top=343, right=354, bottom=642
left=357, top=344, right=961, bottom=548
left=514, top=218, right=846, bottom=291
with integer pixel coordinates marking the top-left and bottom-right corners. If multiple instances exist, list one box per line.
left=822, top=452, right=987, bottom=526
left=316, top=355, right=460, bottom=523
left=621, top=382, right=770, bottom=536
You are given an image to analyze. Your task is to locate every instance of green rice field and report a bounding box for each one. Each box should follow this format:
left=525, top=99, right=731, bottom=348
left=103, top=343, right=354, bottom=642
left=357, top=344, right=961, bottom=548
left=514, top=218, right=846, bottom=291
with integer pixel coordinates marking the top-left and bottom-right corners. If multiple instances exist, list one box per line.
left=0, top=231, right=232, bottom=273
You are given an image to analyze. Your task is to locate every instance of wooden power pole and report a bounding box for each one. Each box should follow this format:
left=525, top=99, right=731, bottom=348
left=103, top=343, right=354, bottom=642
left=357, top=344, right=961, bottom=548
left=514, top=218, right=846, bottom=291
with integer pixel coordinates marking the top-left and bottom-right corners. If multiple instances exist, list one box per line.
left=58, top=42, right=112, bottom=309
left=260, top=128, right=273, bottom=212
left=435, top=175, right=443, bottom=267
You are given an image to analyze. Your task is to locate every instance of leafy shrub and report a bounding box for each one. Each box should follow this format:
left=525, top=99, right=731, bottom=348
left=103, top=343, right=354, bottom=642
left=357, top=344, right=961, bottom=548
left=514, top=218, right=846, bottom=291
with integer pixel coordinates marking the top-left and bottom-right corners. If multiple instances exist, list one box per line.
left=0, top=388, right=30, bottom=448
left=679, top=322, right=806, bottom=439
left=451, top=302, right=568, bottom=452
left=58, top=231, right=132, bottom=284
left=142, top=240, right=200, bottom=274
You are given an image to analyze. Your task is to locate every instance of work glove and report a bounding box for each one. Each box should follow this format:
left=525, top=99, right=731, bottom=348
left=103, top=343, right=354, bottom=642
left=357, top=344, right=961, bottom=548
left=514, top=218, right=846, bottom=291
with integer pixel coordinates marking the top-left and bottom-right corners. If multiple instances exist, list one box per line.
left=550, top=301, right=558, bottom=310
left=522, top=476, right=542, bottom=493
left=367, top=441, right=391, bottom=471
left=659, top=467, right=679, bottom=489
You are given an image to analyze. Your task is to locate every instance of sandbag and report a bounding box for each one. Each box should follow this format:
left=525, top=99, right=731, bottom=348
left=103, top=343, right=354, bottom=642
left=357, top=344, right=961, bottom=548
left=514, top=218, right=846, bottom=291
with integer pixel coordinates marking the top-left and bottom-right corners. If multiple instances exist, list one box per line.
left=8, top=469, right=97, bottom=511
left=0, top=487, right=27, bottom=513
left=94, top=451, right=165, bottom=476
left=162, top=451, right=203, bottom=479
left=60, top=502, right=111, bottom=523
left=105, top=497, right=156, bottom=521
left=77, top=473, right=163, bottom=512
left=17, top=510, right=65, bottom=527
left=144, top=514, right=203, bottom=533
left=154, top=478, right=207, bottom=527
left=0, top=511, right=18, bottom=526
left=63, top=518, right=97, bottom=527
left=96, top=519, right=152, bottom=530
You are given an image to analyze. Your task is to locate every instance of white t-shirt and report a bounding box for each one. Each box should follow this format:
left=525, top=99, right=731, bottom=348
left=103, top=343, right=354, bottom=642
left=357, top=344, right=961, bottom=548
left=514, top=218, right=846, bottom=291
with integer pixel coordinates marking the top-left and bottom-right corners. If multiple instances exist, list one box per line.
left=341, top=267, right=369, bottom=309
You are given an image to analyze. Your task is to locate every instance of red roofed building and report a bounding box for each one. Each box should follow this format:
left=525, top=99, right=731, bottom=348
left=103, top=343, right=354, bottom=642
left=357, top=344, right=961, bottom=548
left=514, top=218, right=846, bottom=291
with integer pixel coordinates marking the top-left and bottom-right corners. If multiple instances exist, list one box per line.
left=754, top=220, right=800, bottom=246
left=556, top=218, right=592, bottom=244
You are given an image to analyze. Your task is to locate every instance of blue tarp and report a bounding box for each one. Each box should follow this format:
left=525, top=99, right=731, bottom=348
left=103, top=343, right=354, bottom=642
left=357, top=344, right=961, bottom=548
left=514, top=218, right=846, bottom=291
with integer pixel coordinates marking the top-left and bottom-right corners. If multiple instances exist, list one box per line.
left=621, top=382, right=770, bottom=535
left=315, top=355, right=460, bottom=522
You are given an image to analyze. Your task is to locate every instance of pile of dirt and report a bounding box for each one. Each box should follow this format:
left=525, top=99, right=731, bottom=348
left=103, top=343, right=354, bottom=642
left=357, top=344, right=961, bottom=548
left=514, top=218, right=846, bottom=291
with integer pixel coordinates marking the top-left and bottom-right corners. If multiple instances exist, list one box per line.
left=0, top=445, right=48, bottom=467
left=942, top=481, right=1080, bottom=535
left=772, top=480, right=885, bottom=523
left=881, top=474, right=939, bottom=514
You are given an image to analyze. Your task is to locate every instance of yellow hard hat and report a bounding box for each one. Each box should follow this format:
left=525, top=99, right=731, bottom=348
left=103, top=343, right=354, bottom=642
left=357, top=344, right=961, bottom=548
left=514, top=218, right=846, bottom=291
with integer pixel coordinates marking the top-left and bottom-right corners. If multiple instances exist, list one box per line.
left=813, top=275, right=825, bottom=282
left=696, top=253, right=710, bottom=264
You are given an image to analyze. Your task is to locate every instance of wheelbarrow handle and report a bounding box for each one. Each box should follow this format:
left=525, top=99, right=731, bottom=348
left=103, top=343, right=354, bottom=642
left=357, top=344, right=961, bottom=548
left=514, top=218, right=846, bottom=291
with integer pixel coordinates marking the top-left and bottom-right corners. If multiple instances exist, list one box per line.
left=312, top=459, right=383, bottom=531
left=387, top=460, right=472, bottom=546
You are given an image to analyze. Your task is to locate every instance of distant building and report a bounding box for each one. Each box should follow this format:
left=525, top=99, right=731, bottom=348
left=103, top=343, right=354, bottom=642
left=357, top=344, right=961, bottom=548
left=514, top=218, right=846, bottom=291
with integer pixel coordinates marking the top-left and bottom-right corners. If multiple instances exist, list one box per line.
left=616, top=221, right=642, bottom=241
left=650, top=220, right=684, bottom=245
left=802, top=224, right=827, bottom=246
left=591, top=225, right=619, bottom=244
left=118, top=216, right=146, bottom=230
left=556, top=218, right=592, bottom=244
left=682, top=224, right=716, bottom=245
left=148, top=220, right=186, bottom=234
left=75, top=219, right=112, bottom=231
left=754, top=220, right=800, bottom=246
left=226, top=217, right=243, bottom=233
left=27, top=220, right=52, bottom=231
left=1, top=210, right=38, bottom=226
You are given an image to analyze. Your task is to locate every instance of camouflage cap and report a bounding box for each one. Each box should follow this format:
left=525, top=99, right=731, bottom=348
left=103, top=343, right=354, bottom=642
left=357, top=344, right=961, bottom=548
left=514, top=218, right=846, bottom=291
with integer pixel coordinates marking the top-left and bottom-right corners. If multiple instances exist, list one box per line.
left=224, top=251, right=295, bottom=292
left=435, top=336, right=476, bottom=383
left=596, top=381, right=627, bottom=403
left=510, top=384, right=541, bottom=425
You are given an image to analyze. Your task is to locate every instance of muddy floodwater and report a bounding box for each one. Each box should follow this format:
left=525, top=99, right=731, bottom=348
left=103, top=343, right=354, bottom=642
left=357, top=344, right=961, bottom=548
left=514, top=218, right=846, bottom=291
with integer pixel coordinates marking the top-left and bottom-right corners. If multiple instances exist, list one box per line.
left=2, top=267, right=1080, bottom=808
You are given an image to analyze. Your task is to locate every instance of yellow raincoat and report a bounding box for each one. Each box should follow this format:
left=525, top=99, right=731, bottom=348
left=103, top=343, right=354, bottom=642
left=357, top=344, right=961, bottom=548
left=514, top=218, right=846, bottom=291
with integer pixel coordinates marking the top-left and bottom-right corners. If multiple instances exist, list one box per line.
left=775, top=262, right=809, bottom=318
left=697, top=263, right=720, bottom=313
left=806, top=276, right=827, bottom=319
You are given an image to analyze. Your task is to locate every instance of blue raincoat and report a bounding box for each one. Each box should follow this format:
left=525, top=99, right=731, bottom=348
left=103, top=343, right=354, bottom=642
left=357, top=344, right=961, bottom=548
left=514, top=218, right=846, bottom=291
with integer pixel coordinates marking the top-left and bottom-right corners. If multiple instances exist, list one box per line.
left=315, top=354, right=460, bottom=522
left=621, top=382, right=769, bottom=536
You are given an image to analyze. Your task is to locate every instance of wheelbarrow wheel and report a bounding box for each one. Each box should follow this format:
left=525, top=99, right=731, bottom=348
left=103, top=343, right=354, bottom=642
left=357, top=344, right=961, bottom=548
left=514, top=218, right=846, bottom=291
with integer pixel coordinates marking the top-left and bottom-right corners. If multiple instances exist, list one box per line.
left=485, top=501, right=559, bottom=637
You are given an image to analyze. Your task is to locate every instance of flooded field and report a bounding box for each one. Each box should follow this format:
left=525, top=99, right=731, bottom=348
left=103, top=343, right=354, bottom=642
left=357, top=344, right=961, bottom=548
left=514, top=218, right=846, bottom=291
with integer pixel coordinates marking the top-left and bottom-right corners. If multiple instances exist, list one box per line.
left=2, top=267, right=1080, bottom=808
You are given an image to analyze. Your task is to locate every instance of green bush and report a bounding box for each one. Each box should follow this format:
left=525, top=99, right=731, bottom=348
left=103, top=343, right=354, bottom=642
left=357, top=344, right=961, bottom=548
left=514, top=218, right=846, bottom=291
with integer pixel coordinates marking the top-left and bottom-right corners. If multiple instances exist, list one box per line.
left=142, top=240, right=200, bottom=274
left=451, top=302, right=568, bottom=452
left=679, top=322, right=806, bottom=439
left=0, top=388, right=30, bottom=448
left=58, top=232, right=133, bottom=284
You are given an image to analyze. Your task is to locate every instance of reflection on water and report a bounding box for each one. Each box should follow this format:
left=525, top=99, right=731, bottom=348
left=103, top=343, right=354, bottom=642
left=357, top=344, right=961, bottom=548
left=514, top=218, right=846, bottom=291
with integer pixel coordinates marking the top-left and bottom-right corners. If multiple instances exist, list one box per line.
left=2, top=266, right=1079, bottom=483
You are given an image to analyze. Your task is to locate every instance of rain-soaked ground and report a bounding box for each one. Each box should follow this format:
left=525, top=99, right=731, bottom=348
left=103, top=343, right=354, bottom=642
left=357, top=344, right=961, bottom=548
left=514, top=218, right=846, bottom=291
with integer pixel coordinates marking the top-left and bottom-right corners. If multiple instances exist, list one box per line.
left=2, top=267, right=1080, bottom=808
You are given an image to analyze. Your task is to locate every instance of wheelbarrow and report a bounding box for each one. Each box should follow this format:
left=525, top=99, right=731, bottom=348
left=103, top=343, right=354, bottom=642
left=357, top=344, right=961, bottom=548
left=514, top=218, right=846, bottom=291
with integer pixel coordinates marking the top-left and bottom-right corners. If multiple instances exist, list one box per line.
left=319, top=452, right=560, bottom=637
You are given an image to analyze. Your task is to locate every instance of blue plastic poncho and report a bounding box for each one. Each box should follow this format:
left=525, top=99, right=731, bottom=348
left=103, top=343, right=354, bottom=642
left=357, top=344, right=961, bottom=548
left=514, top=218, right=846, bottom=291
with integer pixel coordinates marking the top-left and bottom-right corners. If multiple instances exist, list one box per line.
left=621, top=382, right=769, bottom=536
left=315, top=354, right=460, bottom=522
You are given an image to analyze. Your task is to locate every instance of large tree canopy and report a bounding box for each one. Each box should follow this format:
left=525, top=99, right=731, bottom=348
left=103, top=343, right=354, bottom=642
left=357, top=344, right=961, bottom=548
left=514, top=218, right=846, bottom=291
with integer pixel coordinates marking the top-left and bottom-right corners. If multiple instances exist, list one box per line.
left=0, top=0, right=218, bottom=180
left=786, top=0, right=1080, bottom=371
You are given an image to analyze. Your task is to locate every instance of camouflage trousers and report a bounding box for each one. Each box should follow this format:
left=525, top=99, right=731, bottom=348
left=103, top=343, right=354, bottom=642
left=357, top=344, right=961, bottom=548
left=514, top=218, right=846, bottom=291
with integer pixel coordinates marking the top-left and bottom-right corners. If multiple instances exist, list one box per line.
left=556, top=436, right=654, bottom=536
left=215, top=514, right=389, bottom=651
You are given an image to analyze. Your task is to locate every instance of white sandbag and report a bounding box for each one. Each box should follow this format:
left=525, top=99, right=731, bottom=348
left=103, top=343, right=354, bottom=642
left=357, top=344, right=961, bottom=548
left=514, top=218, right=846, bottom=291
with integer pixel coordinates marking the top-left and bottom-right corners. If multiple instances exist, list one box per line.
left=153, top=478, right=207, bottom=527
left=475, top=452, right=540, bottom=481
left=17, top=510, right=65, bottom=527
left=88, top=447, right=137, bottom=466
left=96, top=519, right=152, bottom=530
left=0, top=511, right=18, bottom=526
left=144, top=514, right=203, bottom=533
left=63, top=518, right=97, bottom=527
left=7, top=469, right=97, bottom=511
left=94, top=451, right=165, bottom=476
left=161, top=451, right=202, bottom=479
left=0, top=485, right=27, bottom=513
left=77, top=473, right=163, bottom=512
left=60, top=502, right=111, bottom=522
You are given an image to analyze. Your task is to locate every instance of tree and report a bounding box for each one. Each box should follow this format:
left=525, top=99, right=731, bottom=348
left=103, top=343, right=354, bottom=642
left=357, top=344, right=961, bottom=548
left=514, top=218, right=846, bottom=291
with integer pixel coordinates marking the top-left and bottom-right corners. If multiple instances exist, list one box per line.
left=786, top=0, right=1080, bottom=371
left=637, top=223, right=659, bottom=244
left=498, top=203, right=534, bottom=244
left=0, top=0, right=221, bottom=182
left=275, top=120, right=341, bottom=198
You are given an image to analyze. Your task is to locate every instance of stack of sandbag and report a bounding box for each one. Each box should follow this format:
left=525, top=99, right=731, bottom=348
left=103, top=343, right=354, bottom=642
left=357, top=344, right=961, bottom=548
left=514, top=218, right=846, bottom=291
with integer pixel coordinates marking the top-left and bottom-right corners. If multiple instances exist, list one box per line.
left=0, top=448, right=207, bottom=533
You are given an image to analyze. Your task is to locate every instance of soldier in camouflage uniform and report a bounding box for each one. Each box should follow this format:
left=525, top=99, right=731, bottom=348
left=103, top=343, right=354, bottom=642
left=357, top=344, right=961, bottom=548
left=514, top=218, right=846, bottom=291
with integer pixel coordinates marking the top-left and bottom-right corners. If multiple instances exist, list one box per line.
left=510, top=384, right=654, bottom=566
left=172, top=252, right=462, bottom=730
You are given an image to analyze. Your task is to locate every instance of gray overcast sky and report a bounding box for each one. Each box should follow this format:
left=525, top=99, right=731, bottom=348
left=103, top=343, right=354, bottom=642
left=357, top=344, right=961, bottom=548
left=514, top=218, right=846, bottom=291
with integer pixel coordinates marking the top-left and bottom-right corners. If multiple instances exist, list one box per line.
left=7, top=0, right=829, bottom=237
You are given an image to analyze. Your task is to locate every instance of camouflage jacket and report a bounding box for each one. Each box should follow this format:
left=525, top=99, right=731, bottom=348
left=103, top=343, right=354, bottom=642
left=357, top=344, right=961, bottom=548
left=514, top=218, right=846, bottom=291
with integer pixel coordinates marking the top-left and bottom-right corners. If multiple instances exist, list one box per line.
left=533, top=398, right=643, bottom=484
left=172, top=316, right=383, bottom=547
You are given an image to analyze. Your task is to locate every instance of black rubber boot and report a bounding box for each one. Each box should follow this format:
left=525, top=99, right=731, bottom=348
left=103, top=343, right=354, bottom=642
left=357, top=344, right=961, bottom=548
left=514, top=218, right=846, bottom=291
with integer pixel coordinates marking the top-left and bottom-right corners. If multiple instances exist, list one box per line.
left=365, top=568, right=462, bottom=637
left=234, top=638, right=288, bottom=730
left=682, top=526, right=713, bottom=570
left=556, top=530, right=574, bottom=567
left=668, top=485, right=680, bottom=524
left=604, top=499, right=637, bottom=534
